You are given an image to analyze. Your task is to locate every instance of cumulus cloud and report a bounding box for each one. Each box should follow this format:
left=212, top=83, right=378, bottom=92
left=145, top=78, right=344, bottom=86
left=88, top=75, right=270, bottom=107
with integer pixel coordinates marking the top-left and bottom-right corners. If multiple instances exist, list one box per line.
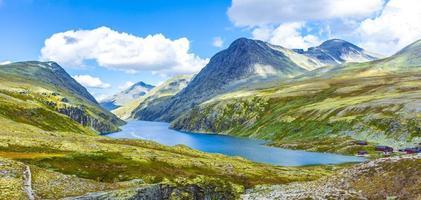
left=73, top=75, right=111, bottom=89
left=228, top=0, right=385, bottom=27
left=356, top=0, right=421, bottom=55
left=228, top=0, right=384, bottom=49
left=40, top=27, right=209, bottom=76
left=118, top=81, right=134, bottom=90
left=252, top=22, right=321, bottom=49
left=212, top=37, right=224, bottom=48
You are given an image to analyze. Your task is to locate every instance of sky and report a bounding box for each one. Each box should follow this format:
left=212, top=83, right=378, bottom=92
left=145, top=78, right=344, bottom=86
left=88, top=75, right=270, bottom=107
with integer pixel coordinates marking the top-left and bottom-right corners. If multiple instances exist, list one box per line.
left=0, top=0, right=420, bottom=101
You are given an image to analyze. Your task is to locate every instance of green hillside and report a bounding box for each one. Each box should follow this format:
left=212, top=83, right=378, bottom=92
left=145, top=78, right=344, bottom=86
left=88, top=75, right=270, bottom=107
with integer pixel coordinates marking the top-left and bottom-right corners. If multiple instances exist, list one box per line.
left=171, top=40, right=421, bottom=155
left=0, top=61, right=336, bottom=199
left=0, top=113, right=333, bottom=199
left=0, top=61, right=125, bottom=134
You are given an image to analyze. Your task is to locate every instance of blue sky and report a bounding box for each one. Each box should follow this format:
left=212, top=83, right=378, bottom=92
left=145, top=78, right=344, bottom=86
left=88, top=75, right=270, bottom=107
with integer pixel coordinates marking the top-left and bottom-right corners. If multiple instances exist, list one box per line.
left=0, top=0, right=247, bottom=98
left=0, top=0, right=420, bottom=100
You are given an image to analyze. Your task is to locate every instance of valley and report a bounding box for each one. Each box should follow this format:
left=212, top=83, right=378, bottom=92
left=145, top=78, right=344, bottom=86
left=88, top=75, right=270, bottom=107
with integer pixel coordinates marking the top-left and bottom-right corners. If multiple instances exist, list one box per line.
left=0, top=39, right=419, bottom=199
left=2, top=1, right=420, bottom=199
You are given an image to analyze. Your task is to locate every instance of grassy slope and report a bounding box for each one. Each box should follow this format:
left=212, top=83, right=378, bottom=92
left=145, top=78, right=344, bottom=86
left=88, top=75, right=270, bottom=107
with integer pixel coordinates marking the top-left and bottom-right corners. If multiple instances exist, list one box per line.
left=244, top=154, right=421, bottom=199
left=0, top=61, right=125, bottom=134
left=0, top=117, right=334, bottom=199
left=171, top=41, right=421, bottom=155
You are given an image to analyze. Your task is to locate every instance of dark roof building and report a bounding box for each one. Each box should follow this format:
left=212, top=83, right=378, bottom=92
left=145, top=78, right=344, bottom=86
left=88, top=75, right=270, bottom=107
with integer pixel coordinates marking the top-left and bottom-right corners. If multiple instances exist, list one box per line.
left=375, top=146, right=393, bottom=152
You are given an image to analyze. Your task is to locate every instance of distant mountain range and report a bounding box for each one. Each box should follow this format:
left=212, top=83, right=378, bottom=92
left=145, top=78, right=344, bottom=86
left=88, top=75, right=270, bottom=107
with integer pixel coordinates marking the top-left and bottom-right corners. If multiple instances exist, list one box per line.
left=100, top=81, right=154, bottom=110
left=113, top=75, right=193, bottom=120
left=293, top=39, right=379, bottom=65
left=127, top=38, right=378, bottom=122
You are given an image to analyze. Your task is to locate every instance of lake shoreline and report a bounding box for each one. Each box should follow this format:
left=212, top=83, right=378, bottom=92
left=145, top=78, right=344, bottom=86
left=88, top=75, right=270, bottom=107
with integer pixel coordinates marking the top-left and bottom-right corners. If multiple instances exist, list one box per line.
left=107, top=120, right=367, bottom=167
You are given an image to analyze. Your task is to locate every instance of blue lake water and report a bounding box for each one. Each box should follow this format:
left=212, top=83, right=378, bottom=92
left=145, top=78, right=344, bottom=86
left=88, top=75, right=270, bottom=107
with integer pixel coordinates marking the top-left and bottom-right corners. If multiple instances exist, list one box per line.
left=107, top=120, right=366, bottom=166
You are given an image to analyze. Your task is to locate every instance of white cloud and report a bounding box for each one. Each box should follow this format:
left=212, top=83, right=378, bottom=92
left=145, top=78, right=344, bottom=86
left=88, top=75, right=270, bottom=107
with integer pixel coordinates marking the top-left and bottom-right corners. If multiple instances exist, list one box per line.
left=212, top=37, right=224, bottom=48
left=118, top=81, right=134, bottom=90
left=252, top=22, right=322, bottom=49
left=0, top=61, right=12, bottom=65
left=73, top=75, right=111, bottom=89
left=228, top=0, right=385, bottom=27
left=356, top=0, right=421, bottom=55
left=40, top=26, right=209, bottom=76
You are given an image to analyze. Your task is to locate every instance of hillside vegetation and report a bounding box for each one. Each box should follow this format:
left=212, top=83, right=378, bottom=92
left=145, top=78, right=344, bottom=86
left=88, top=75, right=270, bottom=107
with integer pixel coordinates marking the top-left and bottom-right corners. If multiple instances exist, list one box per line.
left=0, top=61, right=340, bottom=199
left=171, top=40, right=421, bottom=154
left=0, top=61, right=124, bottom=134
left=243, top=154, right=421, bottom=200
left=0, top=115, right=334, bottom=199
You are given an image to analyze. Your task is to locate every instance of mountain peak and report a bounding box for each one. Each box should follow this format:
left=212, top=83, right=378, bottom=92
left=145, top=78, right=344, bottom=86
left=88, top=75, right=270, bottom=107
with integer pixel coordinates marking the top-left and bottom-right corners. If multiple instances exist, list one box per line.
left=228, top=38, right=264, bottom=51
left=126, top=81, right=154, bottom=91
left=318, top=39, right=363, bottom=51
left=100, top=80, right=154, bottom=110
left=1, top=61, right=98, bottom=104
left=296, top=39, right=377, bottom=65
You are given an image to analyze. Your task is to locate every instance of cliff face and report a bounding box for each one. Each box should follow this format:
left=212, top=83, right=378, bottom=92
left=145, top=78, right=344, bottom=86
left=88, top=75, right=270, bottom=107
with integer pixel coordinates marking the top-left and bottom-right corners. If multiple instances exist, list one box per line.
left=57, top=105, right=122, bottom=134
left=66, top=182, right=239, bottom=200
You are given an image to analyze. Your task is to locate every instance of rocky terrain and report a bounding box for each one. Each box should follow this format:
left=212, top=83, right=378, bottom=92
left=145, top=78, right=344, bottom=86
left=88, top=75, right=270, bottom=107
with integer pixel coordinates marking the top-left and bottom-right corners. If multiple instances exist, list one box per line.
left=243, top=154, right=421, bottom=200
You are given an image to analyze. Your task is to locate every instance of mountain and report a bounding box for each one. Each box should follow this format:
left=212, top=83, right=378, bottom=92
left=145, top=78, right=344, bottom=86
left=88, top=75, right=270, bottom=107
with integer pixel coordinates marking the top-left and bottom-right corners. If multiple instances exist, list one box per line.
left=130, top=38, right=380, bottom=122
left=100, top=81, right=154, bottom=110
left=171, top=39, right=421, bottom=154
left=0, top=62, right=324, bottom=199
left=133, top=38, right=327, bottom=121
left=293, top=39, right=379, bottom=65
left=113, top=75, right=192, bottom=120
left=0, top=61, right=125, bottom=134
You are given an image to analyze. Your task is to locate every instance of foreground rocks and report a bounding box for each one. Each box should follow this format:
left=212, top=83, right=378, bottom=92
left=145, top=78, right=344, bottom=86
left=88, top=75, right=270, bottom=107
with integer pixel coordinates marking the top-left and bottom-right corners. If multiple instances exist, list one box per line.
left=64, top=183, right=238, bottom=200
left=243, top=154, right=421, bottom=200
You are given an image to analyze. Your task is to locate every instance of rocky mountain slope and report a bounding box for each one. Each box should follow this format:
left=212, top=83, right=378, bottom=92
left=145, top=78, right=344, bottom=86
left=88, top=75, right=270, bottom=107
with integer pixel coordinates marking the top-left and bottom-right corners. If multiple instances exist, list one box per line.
left=293, top=39, right=379, bottom=65
left=0, top=61, right=125, bottom=134
left=113, top=75, right=192, bottom=120
left=243, top=154, right=421, bottom=200
left=131, top=38, right=377, bottom=122
left=100, top=81, right=154, bottom=110
left=171, top=39, right=421, bottom=154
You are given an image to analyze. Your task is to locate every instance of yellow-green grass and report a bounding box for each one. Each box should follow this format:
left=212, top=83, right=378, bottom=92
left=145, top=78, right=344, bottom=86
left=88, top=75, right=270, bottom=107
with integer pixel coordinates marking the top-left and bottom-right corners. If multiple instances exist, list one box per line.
left=172, top=71, right=421, bottom=155
left=0, top=116, right=338, bottom=199
left=0, top=61, right=125, bottom=134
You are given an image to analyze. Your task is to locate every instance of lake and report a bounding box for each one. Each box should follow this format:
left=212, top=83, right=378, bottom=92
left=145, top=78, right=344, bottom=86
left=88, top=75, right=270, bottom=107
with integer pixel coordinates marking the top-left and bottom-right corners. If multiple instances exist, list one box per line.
left=107, top=120, right=366, bottom=166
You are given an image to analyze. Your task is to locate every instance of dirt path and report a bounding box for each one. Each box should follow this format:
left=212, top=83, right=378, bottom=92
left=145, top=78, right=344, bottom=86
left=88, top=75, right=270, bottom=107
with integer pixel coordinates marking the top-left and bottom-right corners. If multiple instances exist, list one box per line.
left=23, top=165, right=35, bottom=200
